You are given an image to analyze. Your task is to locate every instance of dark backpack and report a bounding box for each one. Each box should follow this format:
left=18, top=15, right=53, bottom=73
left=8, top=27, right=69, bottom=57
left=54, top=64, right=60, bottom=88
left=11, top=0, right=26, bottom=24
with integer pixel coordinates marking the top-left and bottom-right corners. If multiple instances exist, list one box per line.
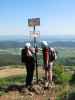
left=49, top=48, right=55, bottom=62
left=21, top=48, right=27, bottom=63
left=21, top=48, right=35, bottom=64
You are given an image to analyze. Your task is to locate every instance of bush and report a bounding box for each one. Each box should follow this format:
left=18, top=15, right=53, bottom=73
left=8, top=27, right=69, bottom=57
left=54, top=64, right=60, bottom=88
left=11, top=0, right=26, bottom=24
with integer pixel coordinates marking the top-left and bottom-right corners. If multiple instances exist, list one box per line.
left=69, top=72, right=75, bottom=85
left=67, top=92, right=75, bottom=100
left=53, top=64, right=71, bottom=84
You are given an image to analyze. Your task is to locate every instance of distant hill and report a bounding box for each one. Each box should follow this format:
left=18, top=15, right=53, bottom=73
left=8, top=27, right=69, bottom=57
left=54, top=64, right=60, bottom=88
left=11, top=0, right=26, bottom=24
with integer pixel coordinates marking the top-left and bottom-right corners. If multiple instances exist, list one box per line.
left=49, top=41, right=75, bottom=48
left=0, top=41, right=75, bottom=48
left=0, top=41, right=24, bottom=48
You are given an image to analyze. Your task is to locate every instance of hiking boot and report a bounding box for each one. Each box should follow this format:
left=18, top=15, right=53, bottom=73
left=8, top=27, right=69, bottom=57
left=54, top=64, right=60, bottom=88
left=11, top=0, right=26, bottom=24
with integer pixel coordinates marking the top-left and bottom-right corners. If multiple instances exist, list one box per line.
left=48, top=81, right=55, bottom=88
left=44, top=81, right=49, bottom=89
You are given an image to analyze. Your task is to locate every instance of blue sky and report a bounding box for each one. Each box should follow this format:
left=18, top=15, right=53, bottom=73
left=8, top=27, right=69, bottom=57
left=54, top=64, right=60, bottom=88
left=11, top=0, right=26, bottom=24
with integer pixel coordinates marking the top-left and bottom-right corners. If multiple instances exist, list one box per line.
left=0, top=0, right=75, bottom=37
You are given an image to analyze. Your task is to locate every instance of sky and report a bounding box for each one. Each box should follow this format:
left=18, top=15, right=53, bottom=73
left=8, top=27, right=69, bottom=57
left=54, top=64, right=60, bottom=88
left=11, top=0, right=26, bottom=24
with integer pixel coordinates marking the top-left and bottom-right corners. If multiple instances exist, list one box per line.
left=0, top=0, right=75, bottom=37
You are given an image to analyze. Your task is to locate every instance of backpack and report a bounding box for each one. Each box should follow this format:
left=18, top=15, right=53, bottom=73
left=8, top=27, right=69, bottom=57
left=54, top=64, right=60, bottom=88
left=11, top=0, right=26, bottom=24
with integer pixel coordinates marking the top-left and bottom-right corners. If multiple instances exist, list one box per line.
left=21, top=48, right=35, bottom=64
left=49, top=48, right=56, bottom=62
left=21, top=48, right=27, bottom=63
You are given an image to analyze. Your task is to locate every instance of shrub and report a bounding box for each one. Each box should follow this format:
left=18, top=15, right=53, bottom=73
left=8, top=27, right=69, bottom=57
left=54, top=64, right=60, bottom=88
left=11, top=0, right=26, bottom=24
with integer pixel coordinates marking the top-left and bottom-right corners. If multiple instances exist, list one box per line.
left=69, top=72, right=75, bottom=85
left=67, top=91, right=75, bottom=100
left=53, top=64, right=71, bottom=84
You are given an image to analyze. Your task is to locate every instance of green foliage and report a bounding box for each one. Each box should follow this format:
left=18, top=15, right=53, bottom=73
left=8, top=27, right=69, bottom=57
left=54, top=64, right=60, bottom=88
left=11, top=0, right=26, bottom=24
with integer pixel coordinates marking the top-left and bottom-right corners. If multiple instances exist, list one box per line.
left=0, top=91, right=6, bottom=96
left=53, top=64, right=72, bottom=84
left=69, top=72, right=75, bottom=85
left=56, top=48, right=75, bottom=66
left=0, top=54, right=21, bottom=66
left=66, top=91, right=75, bottom=100
left=56, top=96, right=63, bottom=100
left=0, top=75, right=25, bottom=87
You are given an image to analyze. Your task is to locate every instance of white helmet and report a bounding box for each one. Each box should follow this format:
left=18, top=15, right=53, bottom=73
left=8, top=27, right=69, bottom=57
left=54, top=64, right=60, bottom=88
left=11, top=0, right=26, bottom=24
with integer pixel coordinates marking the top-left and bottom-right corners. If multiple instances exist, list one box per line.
left=41, top=41, right=48, bottom=47
left=50, top=47, right=55, bottom=51
left=25, top=42, right=31, bottom=48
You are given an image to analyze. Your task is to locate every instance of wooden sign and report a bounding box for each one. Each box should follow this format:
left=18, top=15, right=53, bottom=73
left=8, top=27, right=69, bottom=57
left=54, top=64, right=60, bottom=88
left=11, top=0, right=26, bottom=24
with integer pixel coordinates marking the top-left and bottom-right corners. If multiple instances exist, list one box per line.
left=28, top=18, right=40, bottom=26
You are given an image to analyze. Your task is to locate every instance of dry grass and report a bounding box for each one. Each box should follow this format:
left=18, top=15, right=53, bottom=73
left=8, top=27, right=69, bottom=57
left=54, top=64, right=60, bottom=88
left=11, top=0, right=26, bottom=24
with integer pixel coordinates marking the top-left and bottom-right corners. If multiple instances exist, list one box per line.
left=0, top=66, right=44, bottom=78
left=0, top=68, right=25, bottom=78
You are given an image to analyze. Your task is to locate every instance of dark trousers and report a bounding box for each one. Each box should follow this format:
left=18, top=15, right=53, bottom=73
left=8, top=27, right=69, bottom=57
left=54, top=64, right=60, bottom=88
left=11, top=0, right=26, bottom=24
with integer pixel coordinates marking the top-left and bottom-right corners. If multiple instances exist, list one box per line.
left=25, top=63, right=35, bottom=87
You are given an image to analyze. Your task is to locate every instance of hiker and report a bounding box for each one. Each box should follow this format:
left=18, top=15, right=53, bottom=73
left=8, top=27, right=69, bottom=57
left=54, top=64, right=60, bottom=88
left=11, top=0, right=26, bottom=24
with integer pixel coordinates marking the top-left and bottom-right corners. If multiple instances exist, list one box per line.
left=21, top=42, right=35, bottom=87
left=48, top=47, right=57, bottom=83
left=41, top=41, right=57, bottom=86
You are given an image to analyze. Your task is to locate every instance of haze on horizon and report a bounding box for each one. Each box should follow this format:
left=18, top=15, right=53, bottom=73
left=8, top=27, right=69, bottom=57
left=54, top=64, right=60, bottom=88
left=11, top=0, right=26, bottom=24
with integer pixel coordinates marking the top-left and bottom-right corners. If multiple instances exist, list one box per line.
left=0, top=0, right=75, bottom=37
